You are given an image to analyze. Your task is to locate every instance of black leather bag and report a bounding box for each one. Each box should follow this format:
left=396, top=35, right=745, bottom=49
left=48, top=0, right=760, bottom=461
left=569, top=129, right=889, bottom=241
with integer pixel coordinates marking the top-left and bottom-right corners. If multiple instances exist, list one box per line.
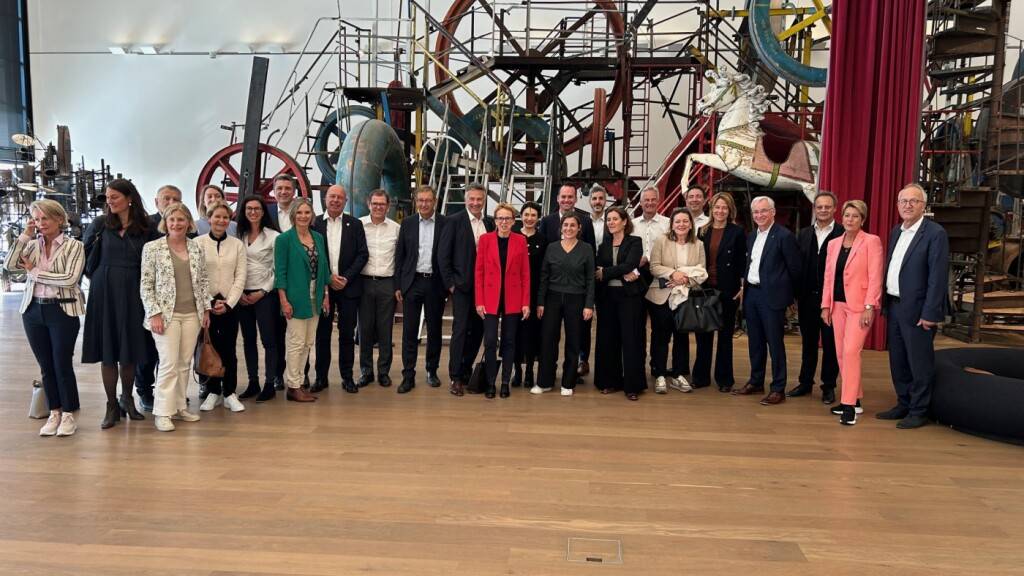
left=673, top=288, right=723, bottom=333
left=84, top=227, right=103, bottom=279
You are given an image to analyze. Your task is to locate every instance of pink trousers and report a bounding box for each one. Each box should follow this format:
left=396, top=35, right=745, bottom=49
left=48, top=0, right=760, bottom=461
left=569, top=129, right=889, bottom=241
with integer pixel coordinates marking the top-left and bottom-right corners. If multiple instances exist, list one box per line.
left=832, top=302, right=871, bottom=406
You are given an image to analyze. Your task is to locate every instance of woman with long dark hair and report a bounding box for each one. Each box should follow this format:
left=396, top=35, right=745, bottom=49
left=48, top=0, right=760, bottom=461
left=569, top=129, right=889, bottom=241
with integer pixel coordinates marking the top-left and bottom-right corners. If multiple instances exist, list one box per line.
left=235, top=195, right=282, bottom=401
left=511, top=201, right=545, bottom=389
left=82, top=178, right=160, bottom=429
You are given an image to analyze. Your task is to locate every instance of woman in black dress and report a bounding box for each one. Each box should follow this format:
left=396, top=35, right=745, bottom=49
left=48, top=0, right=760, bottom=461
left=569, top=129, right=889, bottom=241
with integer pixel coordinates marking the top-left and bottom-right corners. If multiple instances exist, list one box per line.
left=82, top=179, right=160, bottom=428
left=511, top=201, right=545, bottom=389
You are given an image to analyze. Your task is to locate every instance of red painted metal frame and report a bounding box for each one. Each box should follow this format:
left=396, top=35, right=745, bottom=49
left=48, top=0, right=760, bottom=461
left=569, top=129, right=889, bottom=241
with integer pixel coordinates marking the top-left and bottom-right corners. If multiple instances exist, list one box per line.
left=195, top=143, right=311, bottom=207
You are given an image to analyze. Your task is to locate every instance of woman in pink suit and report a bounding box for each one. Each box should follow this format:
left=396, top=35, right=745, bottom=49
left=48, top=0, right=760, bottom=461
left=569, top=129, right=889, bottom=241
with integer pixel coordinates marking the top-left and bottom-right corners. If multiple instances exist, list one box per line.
left=821, top=200, right=883, bottom=426
left=476, top=203, right=531, bottom=399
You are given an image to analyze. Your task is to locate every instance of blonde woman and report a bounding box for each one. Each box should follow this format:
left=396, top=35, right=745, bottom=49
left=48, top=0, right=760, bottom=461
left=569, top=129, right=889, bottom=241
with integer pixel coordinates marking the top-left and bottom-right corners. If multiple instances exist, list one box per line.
left=646, top=208, right=708, bottom=394
left=141, top=203, right=212, bottom=432
left=3, top=200, right=86, bottom=436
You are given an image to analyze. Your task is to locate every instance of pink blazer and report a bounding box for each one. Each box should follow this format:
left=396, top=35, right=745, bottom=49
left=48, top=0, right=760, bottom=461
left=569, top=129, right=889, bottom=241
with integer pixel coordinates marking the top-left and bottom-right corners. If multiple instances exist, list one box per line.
left=821, top=231, right=884, bottom=312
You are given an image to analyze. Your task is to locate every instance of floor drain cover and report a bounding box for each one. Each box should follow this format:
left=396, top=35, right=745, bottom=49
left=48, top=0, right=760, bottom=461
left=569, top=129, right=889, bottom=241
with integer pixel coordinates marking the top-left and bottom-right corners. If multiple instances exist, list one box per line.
left=566, top=537, right=623, bottom=564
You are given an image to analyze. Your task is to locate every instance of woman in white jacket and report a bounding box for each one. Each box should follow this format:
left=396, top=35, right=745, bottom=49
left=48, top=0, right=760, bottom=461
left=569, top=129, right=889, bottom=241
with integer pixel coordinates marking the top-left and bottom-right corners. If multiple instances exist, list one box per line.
left=196, top=201, right=247, bottom=412
left=140, top=203, right=211, bottom=432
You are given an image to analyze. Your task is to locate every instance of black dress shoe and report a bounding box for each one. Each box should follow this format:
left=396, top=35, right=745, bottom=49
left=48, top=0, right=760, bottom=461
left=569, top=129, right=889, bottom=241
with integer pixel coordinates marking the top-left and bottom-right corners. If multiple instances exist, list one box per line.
left=119, top=394, right=145, bottom=421
left=426, top=372, right=441, bottom=387
left=397, top=379, right=415, bottom=394
left=821, top=388, right=836, bottom=405
left=876, top=405, right=909, bottom=420
left=357, top=374, right=374, bottom=387
left=255, top=386, right=276, bottom=403
left=309, top=379, right=328, bottom=394
left=484, top=384, right=496, bottom=399
left=786, top=385, right=813, bottom=398
left=302, top=375, right=312, bottom=390
left=342, top=379, right=359, bottom=393
left=500, top=383, right=510, bottom=398
left=239, top=382, right=261, bottom=399
left=718, top=385, right=733, bottom=393
left=378, top=375, right=392, bottom=387
left=896, top=414, right=929, bottom=429
left=274, top=377, right=285, bottom=391
left=524, top=366, right=535, bottom=389
left=138, top=394, right=154, bottom=413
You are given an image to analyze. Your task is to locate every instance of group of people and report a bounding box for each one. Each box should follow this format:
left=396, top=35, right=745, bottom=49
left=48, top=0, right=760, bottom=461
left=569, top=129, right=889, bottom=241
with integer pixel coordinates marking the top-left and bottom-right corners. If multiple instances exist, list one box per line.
left=5, top=172, right=948, bottom=437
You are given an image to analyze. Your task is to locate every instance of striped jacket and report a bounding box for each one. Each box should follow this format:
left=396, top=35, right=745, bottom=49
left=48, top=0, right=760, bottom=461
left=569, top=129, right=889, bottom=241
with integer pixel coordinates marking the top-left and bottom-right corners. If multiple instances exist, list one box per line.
left=2, top=235, right=86, bottom=316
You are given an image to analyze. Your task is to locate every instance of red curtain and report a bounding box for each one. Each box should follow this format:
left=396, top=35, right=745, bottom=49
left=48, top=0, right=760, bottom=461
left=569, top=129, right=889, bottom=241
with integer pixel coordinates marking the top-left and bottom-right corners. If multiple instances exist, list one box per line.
left=818, top=0, right=927, bottom=350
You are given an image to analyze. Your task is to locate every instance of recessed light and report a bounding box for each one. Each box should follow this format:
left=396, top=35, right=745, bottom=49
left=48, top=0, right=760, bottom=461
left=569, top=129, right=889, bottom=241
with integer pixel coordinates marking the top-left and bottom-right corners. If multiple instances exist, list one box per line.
left=108, top=46, right=128, bottom=55
left=138, top=45, right=158, bottom=55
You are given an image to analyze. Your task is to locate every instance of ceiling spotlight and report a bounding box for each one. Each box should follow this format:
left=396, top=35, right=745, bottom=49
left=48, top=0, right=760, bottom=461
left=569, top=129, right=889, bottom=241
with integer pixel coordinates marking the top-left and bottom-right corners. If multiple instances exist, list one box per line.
left=108, top=46, right=128, bottom=55
left=138, top=45, right=158, bottom=55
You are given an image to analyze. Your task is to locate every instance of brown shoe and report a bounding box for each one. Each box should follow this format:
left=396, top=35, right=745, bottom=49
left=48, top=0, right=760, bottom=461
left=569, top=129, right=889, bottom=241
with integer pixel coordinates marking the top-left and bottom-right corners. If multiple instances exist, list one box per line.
left=449, top=380, right=465, bottom=397
left=732, top=383, right=765, bottom=396
left=577, top=361, right=590, bottom=377
left=286, top=388, right=317, bottom=402
left=759, top=392, right=786, bottom=405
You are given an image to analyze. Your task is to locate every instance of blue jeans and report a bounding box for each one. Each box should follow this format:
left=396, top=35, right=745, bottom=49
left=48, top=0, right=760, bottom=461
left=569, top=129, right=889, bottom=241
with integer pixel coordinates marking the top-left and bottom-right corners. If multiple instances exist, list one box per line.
left=23, top=301, right=81, bottom=411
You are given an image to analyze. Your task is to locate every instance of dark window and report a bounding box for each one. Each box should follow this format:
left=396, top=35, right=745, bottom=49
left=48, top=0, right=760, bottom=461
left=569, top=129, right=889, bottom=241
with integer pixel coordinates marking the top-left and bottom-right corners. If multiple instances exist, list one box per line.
left=0, top=0, right=31, bottom=163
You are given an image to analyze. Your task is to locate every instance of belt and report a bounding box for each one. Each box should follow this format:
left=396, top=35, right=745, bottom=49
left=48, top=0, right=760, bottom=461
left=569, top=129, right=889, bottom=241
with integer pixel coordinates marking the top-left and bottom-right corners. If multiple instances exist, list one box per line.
left=415, top=272, right=434, bottom=278
left=361, top=274, right=393, bottom=281
left=746, top=283, right=761, bottom=289
left=34, top=297, right=77, bottom=305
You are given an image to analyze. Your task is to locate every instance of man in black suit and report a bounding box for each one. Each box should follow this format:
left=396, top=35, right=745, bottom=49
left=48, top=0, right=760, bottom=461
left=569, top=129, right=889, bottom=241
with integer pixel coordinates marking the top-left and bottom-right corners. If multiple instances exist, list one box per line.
left=880, top=183, right=949, bottom=429
left=734, top=196, right=802, bottom=406
left=308, top=184, right=369, bottom=393
left=789, top=191, right=843, bottom=404
left=394, top=185, right=448, bottom=393
left=438, top=183, right=495, bottom=395
left=540, top=183, right=597, bottom=377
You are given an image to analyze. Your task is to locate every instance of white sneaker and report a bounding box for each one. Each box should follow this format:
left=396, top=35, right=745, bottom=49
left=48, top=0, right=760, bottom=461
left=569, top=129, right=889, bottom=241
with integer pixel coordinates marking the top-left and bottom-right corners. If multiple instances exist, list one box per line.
left=39, top=412, right=61, bottom=436
left=56, top=412, right=77, bottom=437
left=223, top=394, right=245, bottom=412
left=560, top=387, right=574, bottom=396
left=669, top=375, right=693, bottom=393
left=155, top=416, right=175, bottom=432
left=200, top=394, right=222, bottom=411
left=655, top=376, right=668, bottom=394
left=172, top=409, right=200, bottom=422
left=530, top=385, right=545, bottom=395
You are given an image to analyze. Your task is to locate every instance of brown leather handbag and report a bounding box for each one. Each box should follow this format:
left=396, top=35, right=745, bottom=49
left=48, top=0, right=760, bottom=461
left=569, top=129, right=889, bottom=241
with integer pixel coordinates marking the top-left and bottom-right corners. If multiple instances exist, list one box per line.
left=195, top=327, right=225, bottom=378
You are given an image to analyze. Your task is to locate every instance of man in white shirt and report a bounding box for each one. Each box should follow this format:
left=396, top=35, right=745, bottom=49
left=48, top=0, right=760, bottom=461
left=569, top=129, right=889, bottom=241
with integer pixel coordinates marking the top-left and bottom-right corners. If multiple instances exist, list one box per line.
left=272, top=175, right=297, bottom=233
left=685, top=185, right=711, bottom=231
left=879, top=183, right=949, bottom=429
left=790, top=192, right=843, bottom=403
left=632, top=186, right=671, bottom=380
left=357, top=189, right=401, bottom=387
left=309, top=184, right=368, bottom=394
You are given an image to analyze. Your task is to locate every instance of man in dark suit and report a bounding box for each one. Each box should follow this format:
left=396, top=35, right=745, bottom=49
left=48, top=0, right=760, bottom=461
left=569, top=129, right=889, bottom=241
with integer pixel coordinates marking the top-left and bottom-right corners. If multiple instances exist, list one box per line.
left=540, top=183, right=597, bottom=377
left=734, top=195, right=802, bottom=406
left=880, top=183, right=949, bottom=429
left=789, top=191, right=843, bottom=404
left=394, top=184, right=448, bottom=393
left=308, top=184, right=369, bottom=393
left=439, top=183, right=495, bottom=395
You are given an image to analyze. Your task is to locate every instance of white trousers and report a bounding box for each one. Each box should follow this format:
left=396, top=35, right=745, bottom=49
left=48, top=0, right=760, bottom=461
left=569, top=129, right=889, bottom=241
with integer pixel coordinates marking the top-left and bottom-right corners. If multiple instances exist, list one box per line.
left=152, top=312, right=201, bottom=417
left=285, top=316, right=318, bottom=389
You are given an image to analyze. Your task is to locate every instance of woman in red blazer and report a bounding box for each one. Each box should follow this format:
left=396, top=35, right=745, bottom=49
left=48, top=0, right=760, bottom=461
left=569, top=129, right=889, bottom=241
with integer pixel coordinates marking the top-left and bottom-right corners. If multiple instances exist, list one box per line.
left=821, top=199, right=884, bottom=425
left=475, top=203, right=531, bottom=398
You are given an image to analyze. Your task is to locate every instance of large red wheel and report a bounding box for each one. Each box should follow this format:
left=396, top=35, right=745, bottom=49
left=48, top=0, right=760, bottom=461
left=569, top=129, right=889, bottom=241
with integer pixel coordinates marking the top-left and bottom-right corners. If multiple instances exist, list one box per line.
left=195, top=143, right=311, bottom=207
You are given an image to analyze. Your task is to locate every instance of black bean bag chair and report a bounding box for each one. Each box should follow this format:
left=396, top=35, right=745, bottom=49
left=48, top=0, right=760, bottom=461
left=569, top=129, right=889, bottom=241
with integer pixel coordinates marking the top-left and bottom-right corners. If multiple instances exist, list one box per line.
left=932, top=348, right=1024, bottom=445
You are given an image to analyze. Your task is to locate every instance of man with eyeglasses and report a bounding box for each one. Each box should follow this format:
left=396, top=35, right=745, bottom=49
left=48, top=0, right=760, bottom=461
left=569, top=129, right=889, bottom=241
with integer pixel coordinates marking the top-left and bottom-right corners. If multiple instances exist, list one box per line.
left=879, top=183, right=949, bottom=429
left=357, top=189, right=401, bottom=388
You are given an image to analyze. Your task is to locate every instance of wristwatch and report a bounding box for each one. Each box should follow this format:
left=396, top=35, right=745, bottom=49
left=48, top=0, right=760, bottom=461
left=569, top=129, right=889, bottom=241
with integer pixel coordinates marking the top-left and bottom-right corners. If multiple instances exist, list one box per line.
left=864, top=305, right=874, bottom=311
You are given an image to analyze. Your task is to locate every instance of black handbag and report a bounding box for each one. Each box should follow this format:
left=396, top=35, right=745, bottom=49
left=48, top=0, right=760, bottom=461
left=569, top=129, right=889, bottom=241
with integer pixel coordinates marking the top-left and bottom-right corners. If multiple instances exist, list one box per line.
left=673, top=288, right=723, bottom=333
left=84, top=226, right=103, bottom=279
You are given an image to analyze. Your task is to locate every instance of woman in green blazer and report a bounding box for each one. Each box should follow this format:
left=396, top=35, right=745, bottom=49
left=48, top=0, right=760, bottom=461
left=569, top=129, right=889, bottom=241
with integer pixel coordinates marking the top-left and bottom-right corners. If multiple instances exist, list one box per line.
left=274, top=198, right=329, bottom=402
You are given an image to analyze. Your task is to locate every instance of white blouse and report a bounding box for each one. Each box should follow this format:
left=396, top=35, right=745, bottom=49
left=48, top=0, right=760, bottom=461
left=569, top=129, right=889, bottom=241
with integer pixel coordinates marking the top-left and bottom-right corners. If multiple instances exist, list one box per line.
left=243, top=228, right=279, bottom=292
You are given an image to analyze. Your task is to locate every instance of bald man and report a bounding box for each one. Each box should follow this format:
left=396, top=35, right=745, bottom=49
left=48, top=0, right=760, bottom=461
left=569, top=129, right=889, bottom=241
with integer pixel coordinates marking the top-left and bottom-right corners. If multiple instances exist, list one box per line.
left=309, top=184, right=369, bottom=393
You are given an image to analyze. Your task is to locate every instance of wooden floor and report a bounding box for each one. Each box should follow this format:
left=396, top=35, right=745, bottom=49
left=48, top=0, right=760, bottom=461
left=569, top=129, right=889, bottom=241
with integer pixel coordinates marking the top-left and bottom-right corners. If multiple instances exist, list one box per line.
left=0, top=292, right=1022, bottom=575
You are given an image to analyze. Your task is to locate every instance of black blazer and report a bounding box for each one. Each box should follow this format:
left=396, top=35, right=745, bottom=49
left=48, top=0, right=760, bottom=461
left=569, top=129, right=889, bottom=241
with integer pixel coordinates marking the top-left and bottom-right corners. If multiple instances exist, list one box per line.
left=883, top=217, right=949, bottom=324
left=312, top=213, right=369, bottom=298
left=540, top=209, right=597, bottom=250
left=699, top=222, right=746, bottom=299
left=438, top=211, right=495, bottom=293
left=796, top=222, right=843, bottom=302
left=744, top=223, right=802, bottom=310
left=395, top=212, right=448, bottom=294
left=595, top=235, right=646, bottom=298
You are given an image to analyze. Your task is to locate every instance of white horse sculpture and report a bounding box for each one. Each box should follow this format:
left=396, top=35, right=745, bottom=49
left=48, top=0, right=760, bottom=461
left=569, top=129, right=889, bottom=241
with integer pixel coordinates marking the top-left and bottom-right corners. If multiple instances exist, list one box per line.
left=681, top=70, right=819, bottom=203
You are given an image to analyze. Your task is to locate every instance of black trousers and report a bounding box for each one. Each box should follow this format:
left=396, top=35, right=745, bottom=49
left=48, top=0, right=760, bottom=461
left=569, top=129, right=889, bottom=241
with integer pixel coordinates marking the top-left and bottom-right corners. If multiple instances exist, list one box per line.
left=649, top=301, right=691, bottom=378
left=484, top=313, right=520, bottom=385
left=538, top=291, right=584, bottom=390
left=744, top=284, right=788, bottom=392
left=206, top=305, right=239, bottom=396
left=23, top=302, right=81, bottom=412
left=449, top=288, right=484, bottom=382
left=134, top=334, right=158, bottom=399
left=358, top=276, right=396, bottom=378
left=514, top=308, right=542, bottom=364
left=579, top=317, right=592, bottom=364
left=237, top=290, right=279, bottom=385
left=401, top=275, right=445, bottom=380
left=887, top=302, right=937, bottom=416
left=274, top=300, right=287, bottom=382
left=797, top=295, right=838, bottom=390
left=313, top=288, right=360, bottom=382
left=595, top=287, right=647, bottom=394
left=693, top=290, right=739, bottom=387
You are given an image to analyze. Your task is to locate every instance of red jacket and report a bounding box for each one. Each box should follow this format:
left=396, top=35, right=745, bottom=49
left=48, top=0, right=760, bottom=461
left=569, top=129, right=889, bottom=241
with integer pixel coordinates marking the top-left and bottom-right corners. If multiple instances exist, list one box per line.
left=475, top=232, right=530, bottom=314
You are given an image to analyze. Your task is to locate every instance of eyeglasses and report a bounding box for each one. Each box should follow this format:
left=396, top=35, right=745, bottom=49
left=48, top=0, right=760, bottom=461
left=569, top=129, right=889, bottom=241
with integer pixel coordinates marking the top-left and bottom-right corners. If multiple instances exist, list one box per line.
left=495, top=216, right=515, bottom=222
left=897, top=198, right=924, bottom=206
left=245, top=207, right=263, bottom=212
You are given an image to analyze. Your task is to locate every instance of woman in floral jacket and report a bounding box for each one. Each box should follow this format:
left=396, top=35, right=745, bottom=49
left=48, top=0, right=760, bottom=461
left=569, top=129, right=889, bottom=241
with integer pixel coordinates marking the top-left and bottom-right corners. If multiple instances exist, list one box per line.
left=140, top=203, right=211, bottom=432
